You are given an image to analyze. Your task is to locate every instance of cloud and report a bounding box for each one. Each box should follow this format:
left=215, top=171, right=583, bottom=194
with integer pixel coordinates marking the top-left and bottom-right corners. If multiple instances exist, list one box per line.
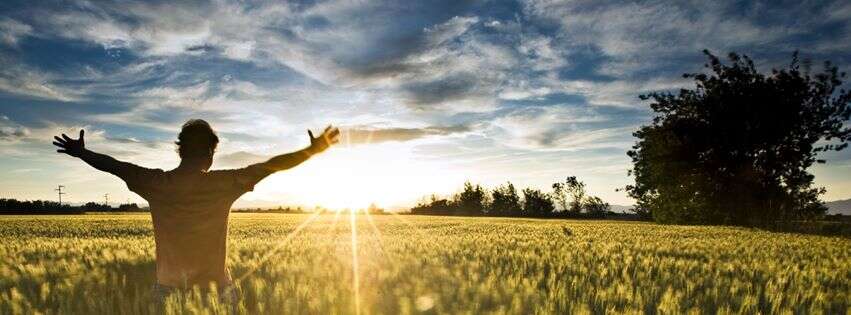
left=520, top=0, right=848, bottom=77
left=0, top=18, right=32, bottom=46
left=214, top=150, right=270, bottom=168
left=16, top=0, right=822, bottom=152
left=0, top=128, right=30, bottom=141
left=11, top=0, right=848, bottom=109
left=560, top=78, right=691, bottom=108
left=132, top=81, right=211, bottom=108
left=426, top=16, right=480, bottom=46
left=0, top=116, right=170, bottom=162
left=40, top=1, right=217, bottom=55
left=222, top=40, right=255, bottom=60
left=344, top=125, right=471, bottom=145
left=0, top=117, right=87, bottom=145
left=401, top=74, right=490, bottom=109
left=15, top=2, right=564, bottom=114
left=487, top=105, right=638, bottom=150
left=333, top=15, right=569, bottom=112
left=103, top=136, right=163, bottom=149
left=0, top=55, right=81, bottom=102
left=0, top=116, right=31, bottom=142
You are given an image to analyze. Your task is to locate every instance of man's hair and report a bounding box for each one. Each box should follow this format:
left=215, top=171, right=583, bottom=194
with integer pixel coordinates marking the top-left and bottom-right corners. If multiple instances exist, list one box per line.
left=176, top=119, right=219, bottom=159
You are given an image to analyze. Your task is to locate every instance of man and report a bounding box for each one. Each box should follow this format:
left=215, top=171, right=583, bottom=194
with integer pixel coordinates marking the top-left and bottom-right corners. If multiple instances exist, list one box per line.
left=52, top=119, right=340, bottom=301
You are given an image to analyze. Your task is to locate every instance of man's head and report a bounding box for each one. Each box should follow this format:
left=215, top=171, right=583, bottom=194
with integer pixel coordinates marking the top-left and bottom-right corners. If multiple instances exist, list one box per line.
left=176, top=119, right=218, bottom=171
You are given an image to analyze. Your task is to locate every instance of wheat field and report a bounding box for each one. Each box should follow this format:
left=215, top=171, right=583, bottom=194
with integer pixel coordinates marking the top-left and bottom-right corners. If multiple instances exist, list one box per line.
left=0, top=213, right=848, bottom=314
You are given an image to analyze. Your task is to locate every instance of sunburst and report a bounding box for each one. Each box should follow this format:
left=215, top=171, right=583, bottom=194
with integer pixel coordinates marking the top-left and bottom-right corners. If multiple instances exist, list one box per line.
left=234, top=211, right=322, bottom=283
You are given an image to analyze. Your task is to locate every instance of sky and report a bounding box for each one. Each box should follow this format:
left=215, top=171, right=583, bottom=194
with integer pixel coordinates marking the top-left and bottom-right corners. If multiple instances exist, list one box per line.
left=1, top=0, right=850, bottom=209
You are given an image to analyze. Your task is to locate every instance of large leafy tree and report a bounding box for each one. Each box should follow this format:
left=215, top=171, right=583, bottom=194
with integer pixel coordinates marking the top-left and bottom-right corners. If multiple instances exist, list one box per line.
left=626, top=51, right=851, bottom=226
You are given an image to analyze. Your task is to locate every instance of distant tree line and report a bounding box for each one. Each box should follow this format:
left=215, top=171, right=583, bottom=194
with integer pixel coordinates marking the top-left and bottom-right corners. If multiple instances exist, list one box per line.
left=0, top=198, right=143, bottom=214
left=233, top=206, right=308, bottom=213
left=233, top=203, right=386, bottom=214
left=411, top=177, right=622, bottom=218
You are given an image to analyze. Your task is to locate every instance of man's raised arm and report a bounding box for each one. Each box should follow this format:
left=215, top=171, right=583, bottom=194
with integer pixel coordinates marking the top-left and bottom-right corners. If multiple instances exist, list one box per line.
left=52, top=130, right=142, bottom=179
left=251, top=125, right=340, bottom=175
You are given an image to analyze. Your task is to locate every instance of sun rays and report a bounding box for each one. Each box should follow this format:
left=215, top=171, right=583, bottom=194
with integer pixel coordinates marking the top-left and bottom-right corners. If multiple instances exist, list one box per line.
left=234, top=211, right=323, bottom=283
left=363, top=209, right=389, bottom=258
left=229, top=128, right=433, bottom=314
left=349, top=209, right=362, bottom=315
left=234, top=208, right=386, bottom=315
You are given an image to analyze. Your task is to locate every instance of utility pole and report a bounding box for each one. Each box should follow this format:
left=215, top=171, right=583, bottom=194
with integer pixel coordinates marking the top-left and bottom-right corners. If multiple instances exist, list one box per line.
left=103, top=193, right=109, bottom=207
left=55, top=185, right=65, bottom=206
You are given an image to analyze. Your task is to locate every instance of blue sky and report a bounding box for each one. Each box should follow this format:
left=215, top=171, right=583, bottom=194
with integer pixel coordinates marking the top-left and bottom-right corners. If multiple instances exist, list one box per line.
left=1, top=0, right=850, bottom=208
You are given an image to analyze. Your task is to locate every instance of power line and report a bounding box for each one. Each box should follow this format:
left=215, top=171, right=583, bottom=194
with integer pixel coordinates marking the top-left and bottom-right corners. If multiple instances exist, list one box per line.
left=103, top=193, right=109, bottom=207
left=55, top=185, right=65, bottom=206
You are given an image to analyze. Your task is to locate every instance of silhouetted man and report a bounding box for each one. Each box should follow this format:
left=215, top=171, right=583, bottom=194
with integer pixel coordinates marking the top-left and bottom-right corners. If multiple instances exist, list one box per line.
left=52, top=119, right=339, bottom=302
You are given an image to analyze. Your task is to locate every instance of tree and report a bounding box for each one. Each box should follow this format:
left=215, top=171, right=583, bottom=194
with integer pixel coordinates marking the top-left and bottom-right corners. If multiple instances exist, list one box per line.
left=583, top=196, right=610, bottom=217
left=566, top=176, right=586, bottom=213
left=522, top=188, right=555, bottom=216
left=83, top=202, right=111, bottom=211
left=551, top=182, right=568, bottom=212
left=455, top=181, right=488, bottom=215
left=367, top=203, right=384, bottom=214
left=626, top=51, right=851, bottom=227
left=490, top=182, right=521, bottom=216
left=0, top=198, right=83, bottom=214
left=410, top=194, right=454, bottom=215
left=118, top=203, right=141, bottom=211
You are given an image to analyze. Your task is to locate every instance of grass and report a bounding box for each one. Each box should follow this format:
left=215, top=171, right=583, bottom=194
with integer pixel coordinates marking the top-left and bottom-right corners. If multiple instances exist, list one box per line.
left=0, top=213, right=849, bottom=314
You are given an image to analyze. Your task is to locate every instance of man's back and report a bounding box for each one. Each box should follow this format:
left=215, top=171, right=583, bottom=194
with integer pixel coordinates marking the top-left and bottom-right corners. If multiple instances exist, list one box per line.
left=126, top=167, right=258, bottom=288
left=52, top=121, right=339, bottom=290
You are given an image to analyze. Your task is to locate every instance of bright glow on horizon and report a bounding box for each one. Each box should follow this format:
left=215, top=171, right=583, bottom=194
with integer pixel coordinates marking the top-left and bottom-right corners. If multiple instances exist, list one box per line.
left=244, top=139, right=466, bottom=210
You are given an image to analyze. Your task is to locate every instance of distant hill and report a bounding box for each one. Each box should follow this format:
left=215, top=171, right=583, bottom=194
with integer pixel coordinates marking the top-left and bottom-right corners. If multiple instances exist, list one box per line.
left=609, top=204, right=634, bottom=213
left=826, top=198, right=851, bottom=215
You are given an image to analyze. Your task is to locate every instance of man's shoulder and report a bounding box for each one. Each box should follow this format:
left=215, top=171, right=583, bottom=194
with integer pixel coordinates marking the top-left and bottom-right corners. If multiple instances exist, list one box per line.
left=143, top=167, right=167, bottom=177
left=122, top=167, right=168, bottom=194
left=205, top=167, right=264, bottom=191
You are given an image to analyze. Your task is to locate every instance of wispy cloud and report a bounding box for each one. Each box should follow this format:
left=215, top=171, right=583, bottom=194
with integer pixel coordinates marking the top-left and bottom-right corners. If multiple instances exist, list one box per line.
left=214, top=150, right=269, bottom=168
left=0, top=116, right=30, bottom=142
left=487, top=105, right=639, bottom=150
left=344, top=124, right=470, bottom=145
left=0, top=18, right=32, bottom=46
left=0, top=56, right=82, bottom=102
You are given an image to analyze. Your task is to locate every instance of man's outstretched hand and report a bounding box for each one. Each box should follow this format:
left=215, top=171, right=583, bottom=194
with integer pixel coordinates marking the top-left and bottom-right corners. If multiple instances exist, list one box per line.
left=308, top=125, right=340, bottom=154
left=53, top=130, right=86, bottom=157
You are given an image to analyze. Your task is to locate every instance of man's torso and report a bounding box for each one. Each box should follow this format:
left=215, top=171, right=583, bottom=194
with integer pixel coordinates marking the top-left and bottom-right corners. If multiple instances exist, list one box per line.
left=123, top=167, right=260, bottom=288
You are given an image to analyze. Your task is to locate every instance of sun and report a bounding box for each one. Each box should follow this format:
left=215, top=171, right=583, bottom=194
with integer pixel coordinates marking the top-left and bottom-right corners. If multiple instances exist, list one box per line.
left=248, top=140, right=464, bottom=211
left=319, top=176, right=378, bottom=210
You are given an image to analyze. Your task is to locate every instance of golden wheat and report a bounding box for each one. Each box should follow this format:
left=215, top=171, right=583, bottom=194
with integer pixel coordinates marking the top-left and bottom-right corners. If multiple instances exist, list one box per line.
left=0, top=213, right=848, bottom=314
